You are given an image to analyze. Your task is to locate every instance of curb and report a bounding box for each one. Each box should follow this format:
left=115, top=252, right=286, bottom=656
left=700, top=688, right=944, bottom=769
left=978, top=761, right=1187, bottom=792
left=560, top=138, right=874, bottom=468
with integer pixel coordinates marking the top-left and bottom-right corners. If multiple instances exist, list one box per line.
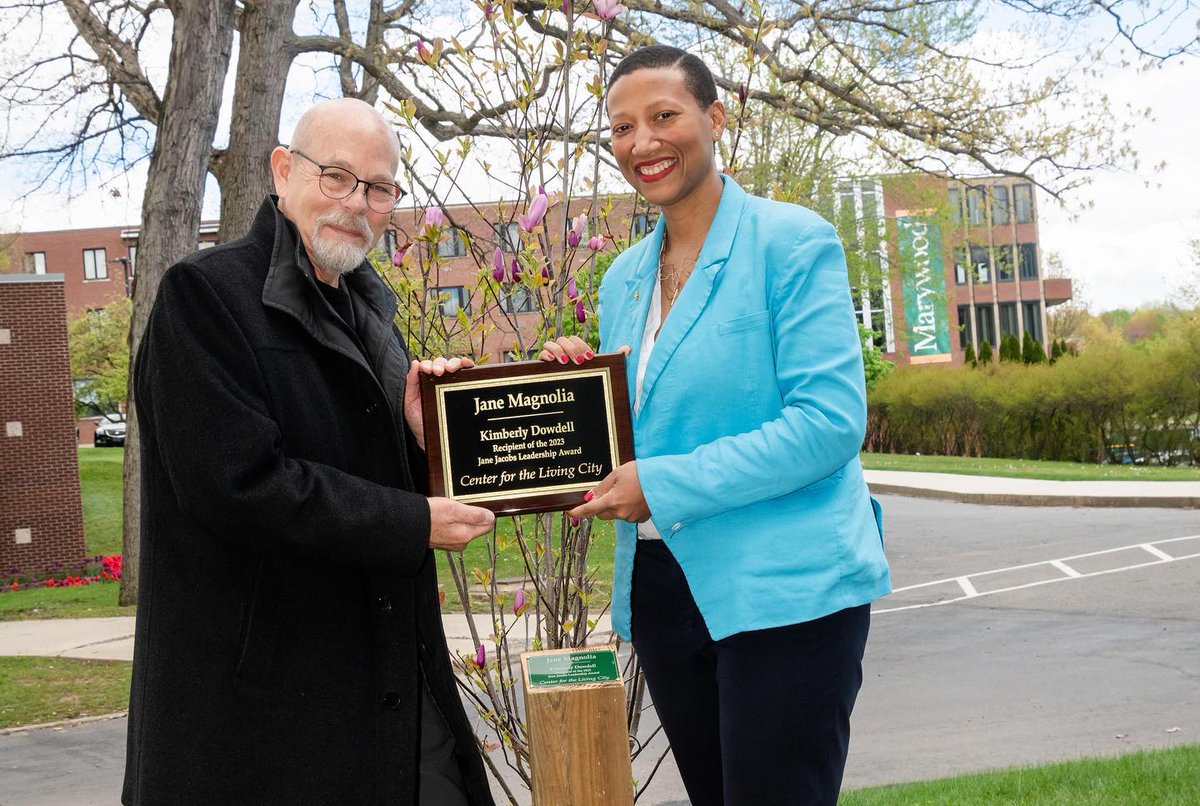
left=0, top=711, right=127, bottom=736
left=866, top=483, right=1200, bottom=509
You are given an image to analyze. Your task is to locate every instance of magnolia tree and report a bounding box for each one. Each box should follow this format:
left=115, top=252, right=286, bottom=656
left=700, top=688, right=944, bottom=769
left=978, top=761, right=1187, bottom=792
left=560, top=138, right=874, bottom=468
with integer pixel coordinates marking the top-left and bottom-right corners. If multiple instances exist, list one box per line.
left=373, top=4, right=670, bottom=800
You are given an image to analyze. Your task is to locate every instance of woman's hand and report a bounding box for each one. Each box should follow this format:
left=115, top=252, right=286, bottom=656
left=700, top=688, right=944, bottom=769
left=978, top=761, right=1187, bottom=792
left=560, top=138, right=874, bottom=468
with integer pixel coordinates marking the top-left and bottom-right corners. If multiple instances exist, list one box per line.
left=538, top=335, right=595, bottom=365
left=404, top=356, right=475, bottom=449
left=568, top=461, right=650, bottom=523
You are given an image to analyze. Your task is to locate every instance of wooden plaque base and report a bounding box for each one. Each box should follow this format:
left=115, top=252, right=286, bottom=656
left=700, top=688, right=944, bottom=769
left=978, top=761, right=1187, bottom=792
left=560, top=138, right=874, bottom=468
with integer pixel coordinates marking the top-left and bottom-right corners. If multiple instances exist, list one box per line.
left=520, top=647, right=634, bottom=805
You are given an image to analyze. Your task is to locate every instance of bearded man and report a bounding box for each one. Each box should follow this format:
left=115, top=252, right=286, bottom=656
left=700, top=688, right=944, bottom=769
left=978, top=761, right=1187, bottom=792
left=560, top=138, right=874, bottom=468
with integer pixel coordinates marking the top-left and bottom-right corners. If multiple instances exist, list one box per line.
left=123, top=98, right=496, bottom=805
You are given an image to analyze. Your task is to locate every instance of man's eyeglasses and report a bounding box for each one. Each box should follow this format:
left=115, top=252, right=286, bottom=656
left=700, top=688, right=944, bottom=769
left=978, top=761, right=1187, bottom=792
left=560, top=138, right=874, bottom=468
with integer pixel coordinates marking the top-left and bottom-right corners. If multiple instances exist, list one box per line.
left=290, top=150, right=406, bottom=214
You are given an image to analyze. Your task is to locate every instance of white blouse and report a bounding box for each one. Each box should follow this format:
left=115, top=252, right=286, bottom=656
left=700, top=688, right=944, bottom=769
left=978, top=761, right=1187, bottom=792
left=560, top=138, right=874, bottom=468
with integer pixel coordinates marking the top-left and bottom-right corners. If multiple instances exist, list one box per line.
left=634, top=271, right=664, bottom=541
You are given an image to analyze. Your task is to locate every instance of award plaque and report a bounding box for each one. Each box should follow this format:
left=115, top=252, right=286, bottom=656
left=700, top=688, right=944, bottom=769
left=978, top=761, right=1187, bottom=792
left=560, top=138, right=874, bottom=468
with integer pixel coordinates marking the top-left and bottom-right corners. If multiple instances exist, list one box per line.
left=419, top=354, right=634, bottom=514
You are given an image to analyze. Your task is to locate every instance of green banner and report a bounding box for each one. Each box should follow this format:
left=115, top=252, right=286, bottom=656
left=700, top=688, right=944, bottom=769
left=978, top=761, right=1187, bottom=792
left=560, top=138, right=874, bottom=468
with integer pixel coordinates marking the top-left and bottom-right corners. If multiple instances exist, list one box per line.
left=526, top=649, right=620, bottom=689
left=897, top=216, right=951, bottom=361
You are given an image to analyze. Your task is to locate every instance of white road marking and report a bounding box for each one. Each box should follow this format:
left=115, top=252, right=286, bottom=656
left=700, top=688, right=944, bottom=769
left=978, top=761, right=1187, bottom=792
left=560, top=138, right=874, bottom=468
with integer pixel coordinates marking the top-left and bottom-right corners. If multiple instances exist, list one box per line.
left=1050, top=559, right=1082, bottom=578
left=876, top=534, right=1200, bottom=614
left=1140, top=543, right=1175, bottom=562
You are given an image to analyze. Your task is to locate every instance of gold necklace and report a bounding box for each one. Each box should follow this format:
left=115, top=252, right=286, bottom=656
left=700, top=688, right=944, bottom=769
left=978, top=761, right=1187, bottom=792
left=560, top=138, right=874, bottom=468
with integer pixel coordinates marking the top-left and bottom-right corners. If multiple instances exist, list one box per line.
left=658, top=233, right=701, bottom=306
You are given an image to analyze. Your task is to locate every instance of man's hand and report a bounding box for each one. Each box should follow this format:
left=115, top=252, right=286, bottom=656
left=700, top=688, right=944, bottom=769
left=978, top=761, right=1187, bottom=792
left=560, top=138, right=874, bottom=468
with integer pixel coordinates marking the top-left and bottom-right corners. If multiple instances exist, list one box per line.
left=567, top=461, right=650, bottom=523
left=404, top=356, right=474, bottom=449
left=428, top=497, right=495, bottom=552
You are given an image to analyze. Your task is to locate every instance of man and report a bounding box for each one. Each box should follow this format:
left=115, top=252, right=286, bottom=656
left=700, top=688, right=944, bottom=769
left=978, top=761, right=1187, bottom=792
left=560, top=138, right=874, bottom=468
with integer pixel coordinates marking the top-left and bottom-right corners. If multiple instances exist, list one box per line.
left=123, top=98, right=496, bottom=805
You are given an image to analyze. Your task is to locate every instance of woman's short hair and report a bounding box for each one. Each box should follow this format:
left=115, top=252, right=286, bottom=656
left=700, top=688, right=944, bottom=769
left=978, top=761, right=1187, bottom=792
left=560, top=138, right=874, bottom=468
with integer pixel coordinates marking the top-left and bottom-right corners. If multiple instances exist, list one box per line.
left=608, top=45, right=718, bottom=108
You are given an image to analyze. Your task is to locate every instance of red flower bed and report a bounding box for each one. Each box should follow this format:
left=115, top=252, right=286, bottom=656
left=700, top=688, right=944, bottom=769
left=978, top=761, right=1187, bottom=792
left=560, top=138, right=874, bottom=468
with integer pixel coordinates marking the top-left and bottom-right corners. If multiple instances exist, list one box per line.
left=2, top=555, right=122, bottom=592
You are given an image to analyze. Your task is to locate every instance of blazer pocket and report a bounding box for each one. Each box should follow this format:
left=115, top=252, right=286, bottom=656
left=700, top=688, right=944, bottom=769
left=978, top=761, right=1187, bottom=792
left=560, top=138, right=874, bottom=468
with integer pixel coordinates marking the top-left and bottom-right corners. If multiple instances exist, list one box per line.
left=717, top=310, right=770, bottom=336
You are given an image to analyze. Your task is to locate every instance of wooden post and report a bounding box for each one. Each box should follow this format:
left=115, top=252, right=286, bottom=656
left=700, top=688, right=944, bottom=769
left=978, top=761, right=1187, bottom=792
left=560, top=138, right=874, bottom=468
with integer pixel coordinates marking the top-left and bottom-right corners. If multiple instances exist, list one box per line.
left=520, top=647, right=634, bottom=806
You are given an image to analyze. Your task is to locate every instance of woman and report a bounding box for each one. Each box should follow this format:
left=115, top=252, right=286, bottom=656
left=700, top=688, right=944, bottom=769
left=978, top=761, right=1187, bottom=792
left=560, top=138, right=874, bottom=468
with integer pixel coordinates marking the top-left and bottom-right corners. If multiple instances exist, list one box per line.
left=541, top=46, right=890, bottom=804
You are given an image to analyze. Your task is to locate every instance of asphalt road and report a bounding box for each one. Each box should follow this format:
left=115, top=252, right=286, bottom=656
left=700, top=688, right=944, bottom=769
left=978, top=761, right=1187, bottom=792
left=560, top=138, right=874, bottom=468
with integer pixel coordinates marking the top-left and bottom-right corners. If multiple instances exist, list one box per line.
left=1, top=496, right=1197, bottom=805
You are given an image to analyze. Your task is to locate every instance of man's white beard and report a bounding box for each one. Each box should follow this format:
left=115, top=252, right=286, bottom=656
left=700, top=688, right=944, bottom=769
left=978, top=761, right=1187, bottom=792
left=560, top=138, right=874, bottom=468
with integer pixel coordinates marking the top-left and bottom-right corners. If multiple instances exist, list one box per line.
left=311, top=211, right=375, bottom=276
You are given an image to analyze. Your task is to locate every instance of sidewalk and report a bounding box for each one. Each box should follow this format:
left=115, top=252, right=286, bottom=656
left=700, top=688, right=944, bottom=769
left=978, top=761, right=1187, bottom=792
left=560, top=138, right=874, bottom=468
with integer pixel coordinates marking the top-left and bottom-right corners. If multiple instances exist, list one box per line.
left=863, top=469, right=1200, bottom=508
left=2, top=470, right=1195, bottom=662
left=0, top=613, right=614, bottom=663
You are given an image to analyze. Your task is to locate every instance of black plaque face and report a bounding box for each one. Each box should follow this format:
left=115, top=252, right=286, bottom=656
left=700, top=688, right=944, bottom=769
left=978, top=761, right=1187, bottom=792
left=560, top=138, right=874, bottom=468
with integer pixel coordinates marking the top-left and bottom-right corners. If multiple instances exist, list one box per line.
left=419, top=354, right=634, bottom=514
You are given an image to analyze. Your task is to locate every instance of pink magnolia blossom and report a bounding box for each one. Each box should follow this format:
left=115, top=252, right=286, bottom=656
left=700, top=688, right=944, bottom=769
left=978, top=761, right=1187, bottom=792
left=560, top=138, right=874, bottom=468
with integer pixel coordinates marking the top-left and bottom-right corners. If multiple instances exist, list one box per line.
left=391, top=244, right=411, bottom=267
left=561, top=0, right=571, bottom=14
left=423, top=206, right=445, bottom=231
left=570, top=516, right=581, bottom=527
left=509, top=258, right=521, bottom=282
left=567, top=214, right=587, bottom=248
left=575, top=298, right=587, bottom=323
left=567, top=276, right=579, bottom=302
left=540, top=264, right=550, bottom=281
left=592, top=0, right=626, bottom=20
left=492, top=247, right=506, bottom=282
left=738, top=84, right=748, bottom=106
left=415, top=40, right=433, bottom=64
left=518, top=191, right=549, bottom=232
left=514, top=588, right=527, bottom=615
left=475, top=643, right=487, bottom=668
left=587, top=234, right=606, bottom=251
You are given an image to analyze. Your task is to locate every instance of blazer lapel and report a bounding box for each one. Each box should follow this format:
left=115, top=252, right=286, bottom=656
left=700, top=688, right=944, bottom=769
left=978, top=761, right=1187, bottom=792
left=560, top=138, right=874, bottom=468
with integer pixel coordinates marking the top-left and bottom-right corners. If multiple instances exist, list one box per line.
left=637, top=177, right=749, bottom=413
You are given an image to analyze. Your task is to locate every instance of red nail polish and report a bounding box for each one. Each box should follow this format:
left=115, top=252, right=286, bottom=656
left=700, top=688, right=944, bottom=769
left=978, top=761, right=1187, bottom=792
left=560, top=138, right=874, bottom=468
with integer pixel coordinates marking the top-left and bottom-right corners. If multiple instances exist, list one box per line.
left=585, top=351, right=595, bottom=359
left=584, top=491, right=594, bottom=502
left=574, top=355, right=584, bottom=364
left=559, top=355, right=569, bottom=364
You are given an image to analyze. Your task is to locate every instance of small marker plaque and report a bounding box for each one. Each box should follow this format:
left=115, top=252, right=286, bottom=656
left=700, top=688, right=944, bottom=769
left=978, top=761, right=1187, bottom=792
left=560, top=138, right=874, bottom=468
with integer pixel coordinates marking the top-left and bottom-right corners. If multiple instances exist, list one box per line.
left=526, top=648, right=620, bottom=689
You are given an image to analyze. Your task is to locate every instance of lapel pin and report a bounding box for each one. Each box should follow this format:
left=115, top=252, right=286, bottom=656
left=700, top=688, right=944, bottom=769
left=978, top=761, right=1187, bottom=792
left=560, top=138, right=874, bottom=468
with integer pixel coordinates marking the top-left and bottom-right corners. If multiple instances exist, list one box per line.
left=634, top=290, right=640, bottom=301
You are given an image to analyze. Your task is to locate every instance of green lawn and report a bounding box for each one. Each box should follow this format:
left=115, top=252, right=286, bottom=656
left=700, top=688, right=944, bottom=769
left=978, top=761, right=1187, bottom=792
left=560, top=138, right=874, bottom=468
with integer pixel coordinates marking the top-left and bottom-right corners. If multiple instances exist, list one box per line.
left=842, top=743, right=1200, bottom=805
left=79, top=446, right=125, bottom=556
left=861, top=452, right=1200, bottom=482
left=0, top=656, right=132, bottom=729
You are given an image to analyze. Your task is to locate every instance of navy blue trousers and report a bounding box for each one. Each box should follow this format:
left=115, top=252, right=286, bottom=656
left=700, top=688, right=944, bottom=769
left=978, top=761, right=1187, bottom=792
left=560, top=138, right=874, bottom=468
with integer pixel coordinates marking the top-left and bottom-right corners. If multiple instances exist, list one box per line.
left=631, top=539, right=871, bottom=806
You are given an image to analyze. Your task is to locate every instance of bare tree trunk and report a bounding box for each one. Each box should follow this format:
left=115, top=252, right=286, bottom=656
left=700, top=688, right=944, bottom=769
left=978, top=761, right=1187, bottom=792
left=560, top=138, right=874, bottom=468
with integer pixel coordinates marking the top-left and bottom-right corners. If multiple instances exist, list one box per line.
left=120, top=0, right=238, bottom=606
left=211, top=0, right=300, bottom=244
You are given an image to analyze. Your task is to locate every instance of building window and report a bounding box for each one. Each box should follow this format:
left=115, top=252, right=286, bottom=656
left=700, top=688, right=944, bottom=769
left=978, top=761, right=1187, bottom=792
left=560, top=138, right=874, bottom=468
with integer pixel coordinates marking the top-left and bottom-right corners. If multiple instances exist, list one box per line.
left=197, top=241, right=215, bottom=250
left=957, top=305, right=974, bottom=349
left=83, top=248, right=108, bottom=280
left=970, top=245, right=990, bottom=284
left=494, top=222, right=521, bottom=253
left=992, top=185, right=1010, bottom=226
left=128, top=247, right=137, bottom=277
left=953, top=247, right=969, bottom=285
left=999, top=302, right=1019, bottom=337
left=976, top=304, right=996, bottom=347
left=948, top=188, right=962, bottom=224
left=501, top=285, right=537, bottom=314
left=23, top=252, right=46, bottom=274
left=437, top=227, right=468, bottom=258
left=1018, top=243, right=1038, bottom=279
left=995, top=244, right=1014, bottom=282
left=966, top=187, right=986, bottom=226
left=1022, top=301, right=1043, bottom=342
left=1014, top=184, right=1034, bottom=224
left=426, top=286, right=470, bottom=317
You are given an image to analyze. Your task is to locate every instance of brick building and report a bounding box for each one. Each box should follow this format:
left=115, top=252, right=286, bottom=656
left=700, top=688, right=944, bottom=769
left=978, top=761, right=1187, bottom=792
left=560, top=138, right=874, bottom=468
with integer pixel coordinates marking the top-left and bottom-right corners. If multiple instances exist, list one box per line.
left=833, top=174, right=1071, bottom=366
left=0, top=274, right=87, bottom=574
left=2, top=174, right=1068, bottom=374
left=2, top=222, right=220, bottom=319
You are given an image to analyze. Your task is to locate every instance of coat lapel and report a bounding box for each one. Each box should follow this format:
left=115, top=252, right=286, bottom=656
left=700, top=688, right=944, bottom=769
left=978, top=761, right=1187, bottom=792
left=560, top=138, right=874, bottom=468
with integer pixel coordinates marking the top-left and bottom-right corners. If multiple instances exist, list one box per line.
left=260, top=199, right=374, bottom=376
left=636, top=177, right=749, bottom=413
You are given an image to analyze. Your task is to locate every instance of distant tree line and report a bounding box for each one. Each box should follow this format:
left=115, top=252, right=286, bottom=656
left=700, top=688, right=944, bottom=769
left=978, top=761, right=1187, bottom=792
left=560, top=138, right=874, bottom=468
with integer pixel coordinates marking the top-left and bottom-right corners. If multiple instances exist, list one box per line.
left=866, top=315, right=1200, bottom=465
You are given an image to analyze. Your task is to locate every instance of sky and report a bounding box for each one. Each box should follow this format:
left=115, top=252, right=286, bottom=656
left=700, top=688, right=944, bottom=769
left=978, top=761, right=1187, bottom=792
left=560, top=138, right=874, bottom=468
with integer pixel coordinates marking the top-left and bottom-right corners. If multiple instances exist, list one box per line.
left=0, top=5, right=1196, bottom=313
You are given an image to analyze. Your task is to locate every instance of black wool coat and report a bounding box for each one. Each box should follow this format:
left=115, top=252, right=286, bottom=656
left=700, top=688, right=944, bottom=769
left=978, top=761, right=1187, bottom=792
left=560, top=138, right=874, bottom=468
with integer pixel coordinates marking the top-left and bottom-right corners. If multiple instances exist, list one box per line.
left=122, top=197, right=493, bottom=805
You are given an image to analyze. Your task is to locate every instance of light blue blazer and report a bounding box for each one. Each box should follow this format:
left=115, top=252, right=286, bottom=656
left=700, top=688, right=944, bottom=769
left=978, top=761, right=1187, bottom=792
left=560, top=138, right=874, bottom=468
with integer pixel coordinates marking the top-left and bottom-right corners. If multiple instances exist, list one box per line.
left=599, top=177, right=891, bottom=641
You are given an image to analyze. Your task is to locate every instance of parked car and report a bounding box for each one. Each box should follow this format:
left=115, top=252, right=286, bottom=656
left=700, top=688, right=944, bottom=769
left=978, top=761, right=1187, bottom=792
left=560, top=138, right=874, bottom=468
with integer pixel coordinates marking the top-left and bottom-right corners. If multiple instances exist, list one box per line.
left=94, top=415, right=126, bottom=447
